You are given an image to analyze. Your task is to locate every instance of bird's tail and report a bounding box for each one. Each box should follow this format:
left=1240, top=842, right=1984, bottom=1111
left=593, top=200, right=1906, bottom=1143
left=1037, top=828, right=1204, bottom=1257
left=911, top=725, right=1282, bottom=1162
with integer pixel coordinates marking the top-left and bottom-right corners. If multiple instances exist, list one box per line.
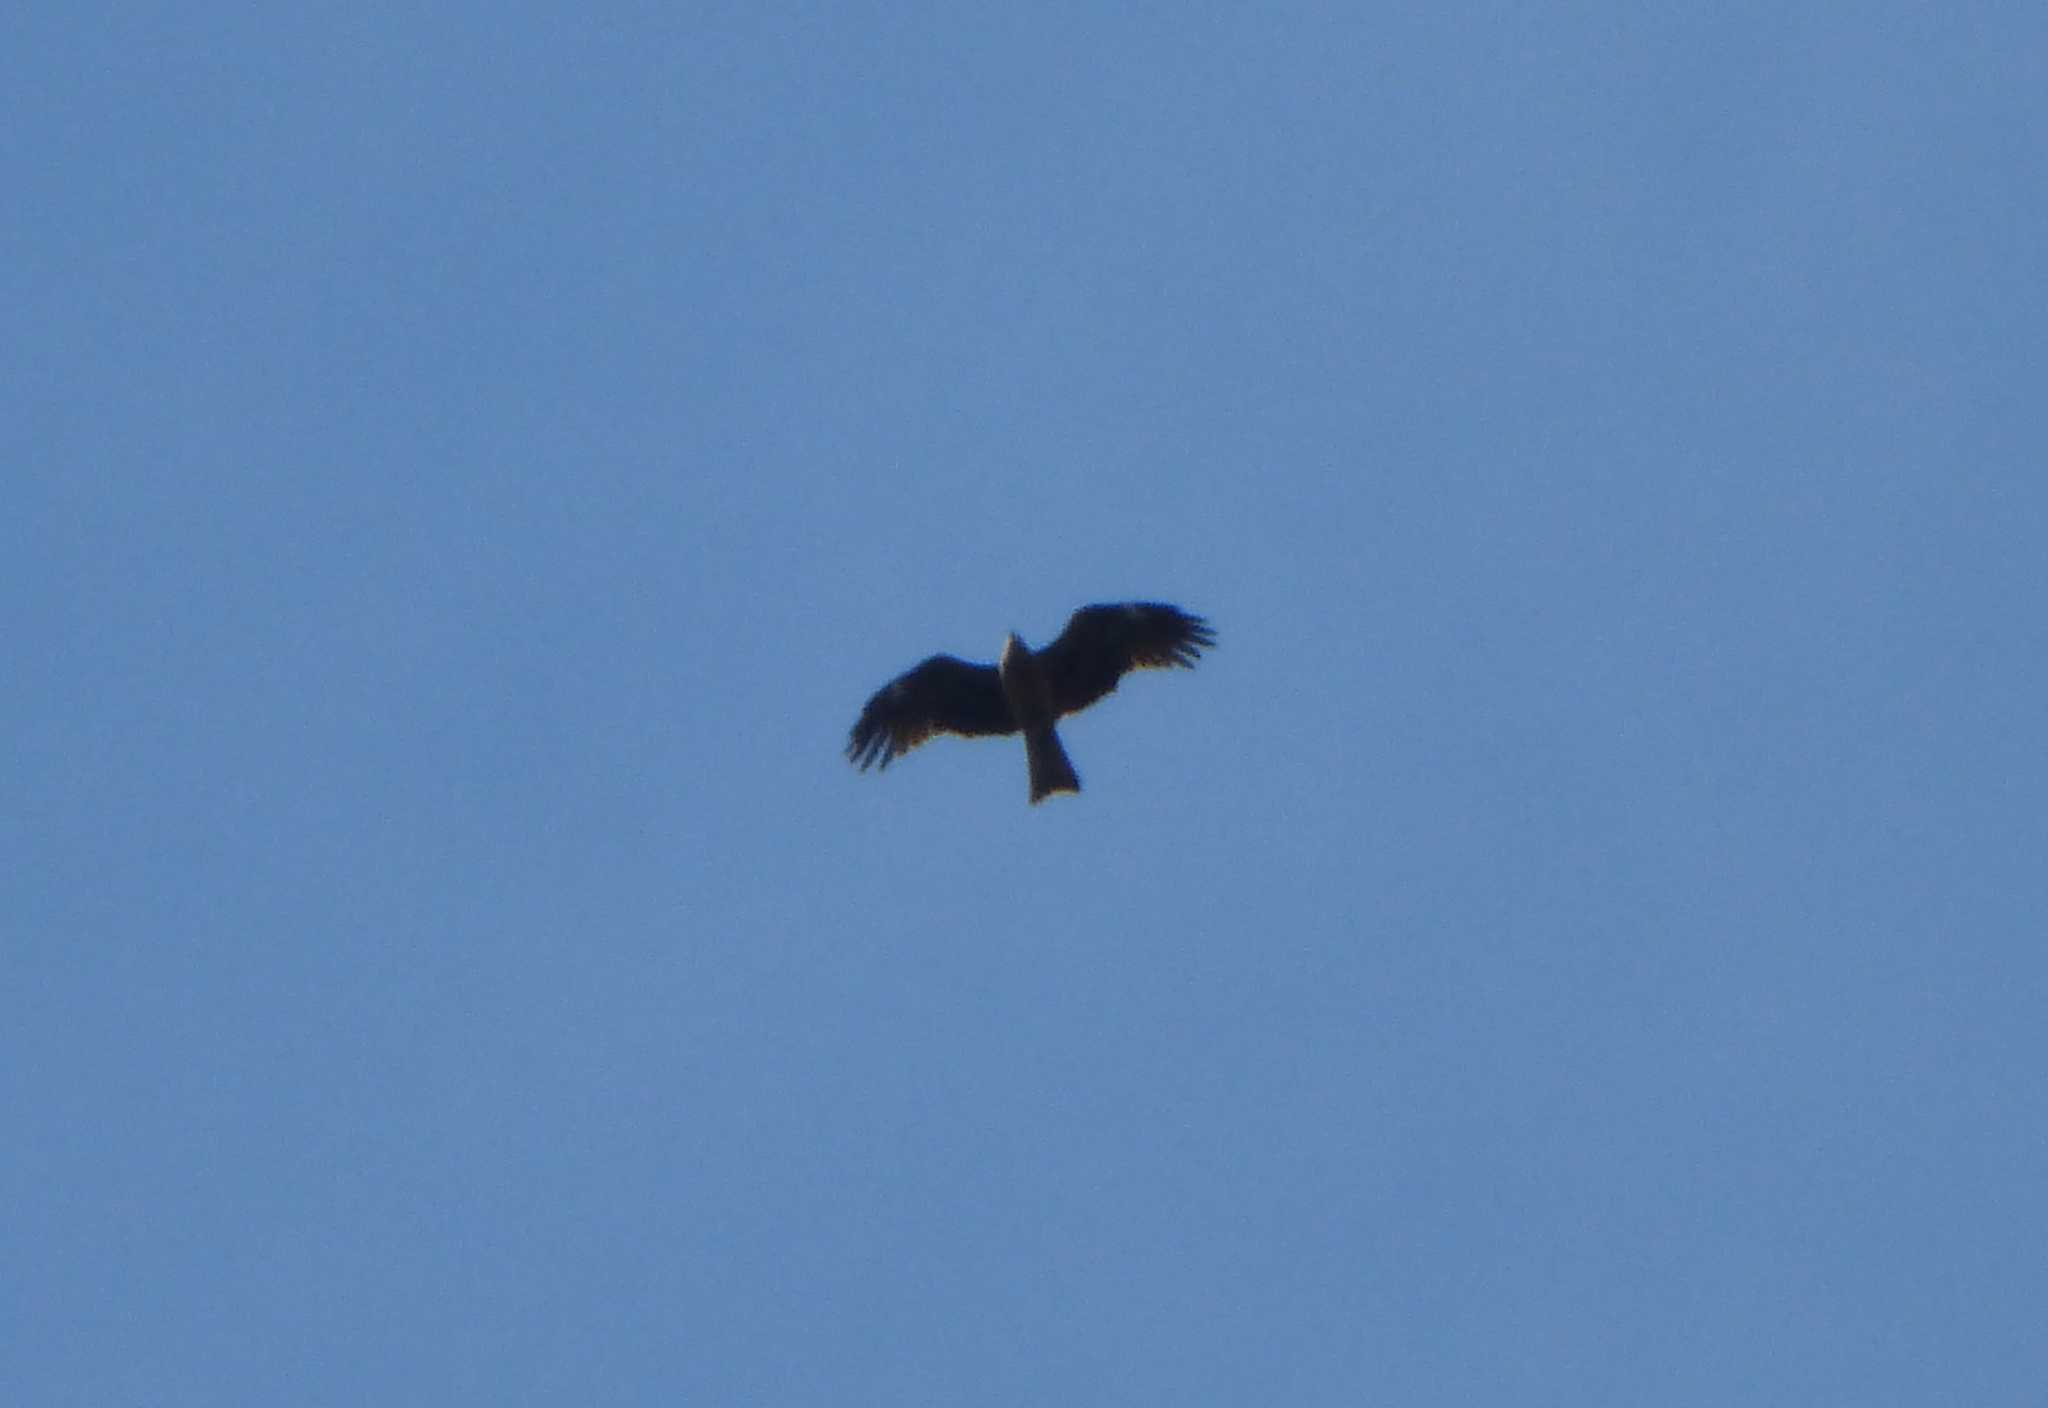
left=1025, top=726, right=1081, bottom=804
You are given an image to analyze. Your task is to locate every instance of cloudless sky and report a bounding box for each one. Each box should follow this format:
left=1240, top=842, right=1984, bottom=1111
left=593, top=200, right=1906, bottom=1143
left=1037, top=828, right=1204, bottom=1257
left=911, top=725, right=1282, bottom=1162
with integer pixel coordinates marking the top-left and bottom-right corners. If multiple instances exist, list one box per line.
left=8, top=4, right=2045, bottom=1403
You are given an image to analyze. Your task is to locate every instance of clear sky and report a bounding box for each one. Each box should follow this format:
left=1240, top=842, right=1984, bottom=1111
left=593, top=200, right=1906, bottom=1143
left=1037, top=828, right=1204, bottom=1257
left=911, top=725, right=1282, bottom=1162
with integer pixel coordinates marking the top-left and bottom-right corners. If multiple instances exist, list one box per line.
left=8, top=4, right=2045, bottom=1403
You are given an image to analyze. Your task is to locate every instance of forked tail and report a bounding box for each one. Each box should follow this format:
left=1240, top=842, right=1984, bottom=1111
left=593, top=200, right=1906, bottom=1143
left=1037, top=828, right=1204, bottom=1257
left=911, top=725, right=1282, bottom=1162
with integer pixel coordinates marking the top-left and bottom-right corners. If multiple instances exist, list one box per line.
left=1025, top=726, right=1081, bottom=804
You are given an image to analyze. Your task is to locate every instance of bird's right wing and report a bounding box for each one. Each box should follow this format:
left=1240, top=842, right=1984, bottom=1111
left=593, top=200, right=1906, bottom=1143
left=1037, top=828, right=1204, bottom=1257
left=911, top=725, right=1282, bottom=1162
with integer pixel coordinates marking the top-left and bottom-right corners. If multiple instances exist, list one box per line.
left=1039, top=602, right=1215, bottom=718
left=846, top=654, right=1016, bottom=771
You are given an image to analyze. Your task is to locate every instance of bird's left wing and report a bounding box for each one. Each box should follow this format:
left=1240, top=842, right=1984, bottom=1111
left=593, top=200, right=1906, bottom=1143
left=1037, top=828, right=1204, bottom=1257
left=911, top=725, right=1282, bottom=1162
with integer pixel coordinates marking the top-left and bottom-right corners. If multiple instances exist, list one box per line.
left=1039, top=602, right=1215, bottom=717
left=846, top=654, right=1015, bottom=771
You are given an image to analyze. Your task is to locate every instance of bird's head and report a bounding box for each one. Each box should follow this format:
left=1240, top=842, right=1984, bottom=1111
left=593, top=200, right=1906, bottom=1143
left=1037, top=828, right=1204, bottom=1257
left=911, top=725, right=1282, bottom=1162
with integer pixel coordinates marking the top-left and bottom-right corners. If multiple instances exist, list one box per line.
left=1000, top=631, right=1027, bottom=667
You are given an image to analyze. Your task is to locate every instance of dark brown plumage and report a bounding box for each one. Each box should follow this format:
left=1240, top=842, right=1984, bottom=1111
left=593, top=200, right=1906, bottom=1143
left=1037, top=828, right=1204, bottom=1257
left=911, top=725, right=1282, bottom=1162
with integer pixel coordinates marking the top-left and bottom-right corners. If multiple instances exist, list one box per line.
left=847, top=602, right=1214, bottom=803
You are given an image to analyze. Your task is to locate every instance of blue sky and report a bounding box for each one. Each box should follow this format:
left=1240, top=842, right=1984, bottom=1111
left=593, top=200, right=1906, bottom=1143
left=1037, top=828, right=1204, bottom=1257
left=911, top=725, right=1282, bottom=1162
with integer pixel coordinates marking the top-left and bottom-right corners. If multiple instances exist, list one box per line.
left=7, top=4, right=2045, bottom=1402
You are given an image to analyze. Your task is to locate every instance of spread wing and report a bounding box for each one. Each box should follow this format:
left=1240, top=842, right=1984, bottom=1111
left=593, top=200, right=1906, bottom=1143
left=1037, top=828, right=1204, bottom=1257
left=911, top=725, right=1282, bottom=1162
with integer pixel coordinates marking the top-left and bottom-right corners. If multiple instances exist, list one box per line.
left=1038, top=602, right=1215, bottom=718
left=846, top=654, right=1016, bottom=771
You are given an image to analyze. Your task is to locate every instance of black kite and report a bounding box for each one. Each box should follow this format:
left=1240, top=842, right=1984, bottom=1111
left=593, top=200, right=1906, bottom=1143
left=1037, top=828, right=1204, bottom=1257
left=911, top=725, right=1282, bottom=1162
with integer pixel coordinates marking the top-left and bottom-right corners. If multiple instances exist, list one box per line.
left=846, top=602, right=1215, bottom=804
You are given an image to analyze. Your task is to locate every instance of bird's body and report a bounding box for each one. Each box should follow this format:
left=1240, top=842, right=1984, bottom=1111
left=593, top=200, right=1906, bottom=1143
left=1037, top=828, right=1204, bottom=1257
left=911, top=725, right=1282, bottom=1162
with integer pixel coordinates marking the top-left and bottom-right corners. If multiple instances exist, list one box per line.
left=847, top=602, right=1213, bottom=804
left=998, top=631, right=1083, bottom=803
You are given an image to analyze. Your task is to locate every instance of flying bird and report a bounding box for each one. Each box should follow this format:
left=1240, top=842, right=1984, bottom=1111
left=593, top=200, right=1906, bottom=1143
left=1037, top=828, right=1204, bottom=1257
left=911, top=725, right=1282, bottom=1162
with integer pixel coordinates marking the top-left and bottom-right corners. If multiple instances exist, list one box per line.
left=847, top=601, right=1215, bottom=804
